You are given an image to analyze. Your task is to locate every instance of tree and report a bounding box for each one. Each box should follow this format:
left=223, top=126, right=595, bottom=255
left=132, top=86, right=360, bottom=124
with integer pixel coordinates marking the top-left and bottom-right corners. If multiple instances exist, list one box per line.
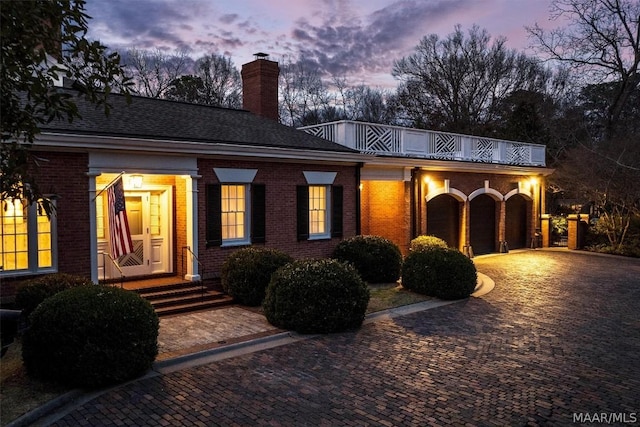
left=123, top=48, right=191, bottom=98
left=1, top=0, right=131, bottom=215
left=165, top=75, right=206, bottom=104
left=527, top=0, right=640, bottom=138
left=392, top=25, right=554, bottom=134
left=194, top=54, right=242, bottom=108
left=279, top=56, right=330, bottom=127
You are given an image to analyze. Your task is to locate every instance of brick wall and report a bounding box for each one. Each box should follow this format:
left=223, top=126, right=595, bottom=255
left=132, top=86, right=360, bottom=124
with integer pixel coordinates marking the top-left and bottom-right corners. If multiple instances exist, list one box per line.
left=197, top=158, right=358, bottom=277
left=360, top=181, right=411, bottom=254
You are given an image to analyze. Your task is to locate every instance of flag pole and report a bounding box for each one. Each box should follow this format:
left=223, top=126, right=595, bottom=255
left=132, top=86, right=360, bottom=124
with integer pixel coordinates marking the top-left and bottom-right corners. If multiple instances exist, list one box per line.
left=91, top=171, right=126, bottom=202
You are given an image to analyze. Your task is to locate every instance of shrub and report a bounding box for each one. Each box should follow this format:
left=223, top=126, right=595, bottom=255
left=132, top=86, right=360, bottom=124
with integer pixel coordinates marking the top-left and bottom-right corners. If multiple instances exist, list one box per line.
left=332, top=235, right=402, bottom=283
left=263, top=259, right=370, bottom=334
left=410, top=235, right=448, bottom=252
left=15, top=273, right=93, bottom=317
left=221, top=247, right=294, bottom=306
left=22, top=285, right=159, bottom=388
left=402, top=247, right=477, bottom=300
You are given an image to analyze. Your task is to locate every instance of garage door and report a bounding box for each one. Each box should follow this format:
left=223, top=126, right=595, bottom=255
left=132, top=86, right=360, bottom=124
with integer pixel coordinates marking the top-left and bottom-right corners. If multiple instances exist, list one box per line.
left=505, top=194, right=528, bottom=249
left=426, top=194, right=460, bottom=248
left=470, top=194, right=496, bottom=255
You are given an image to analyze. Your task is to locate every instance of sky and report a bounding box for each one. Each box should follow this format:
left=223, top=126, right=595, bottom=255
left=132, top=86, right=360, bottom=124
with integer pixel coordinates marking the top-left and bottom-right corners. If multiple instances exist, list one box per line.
left=84, top=0, right=557, bottom=89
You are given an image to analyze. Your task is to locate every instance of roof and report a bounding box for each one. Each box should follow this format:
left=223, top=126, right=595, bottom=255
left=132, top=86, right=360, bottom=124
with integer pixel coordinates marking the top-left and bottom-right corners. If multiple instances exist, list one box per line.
left=40, top=90, right=357, bottom=154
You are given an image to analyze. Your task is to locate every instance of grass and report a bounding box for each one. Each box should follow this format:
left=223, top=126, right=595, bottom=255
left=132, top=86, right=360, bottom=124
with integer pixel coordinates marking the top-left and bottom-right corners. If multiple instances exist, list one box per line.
left=0, top=282, right=429, bottom=425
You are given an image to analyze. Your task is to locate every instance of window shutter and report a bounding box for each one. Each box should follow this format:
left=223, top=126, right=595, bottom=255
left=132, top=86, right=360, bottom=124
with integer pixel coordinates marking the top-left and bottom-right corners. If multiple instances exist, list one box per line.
left=331, top=185, right=343, bottom=238
left=251, top=184, right=266, bottom=243
left=296, top=185, right=309, bottom=241
left=205, top=184, right=222, bottom=247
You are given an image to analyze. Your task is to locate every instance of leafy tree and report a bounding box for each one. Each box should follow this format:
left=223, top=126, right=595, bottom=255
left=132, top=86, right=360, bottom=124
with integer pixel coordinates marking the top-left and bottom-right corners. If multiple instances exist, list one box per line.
left=165, top=75, right=206, bottom=104
left=392, top=25, right=554, bottom=134
left=1, top=0, right=131, bottom=215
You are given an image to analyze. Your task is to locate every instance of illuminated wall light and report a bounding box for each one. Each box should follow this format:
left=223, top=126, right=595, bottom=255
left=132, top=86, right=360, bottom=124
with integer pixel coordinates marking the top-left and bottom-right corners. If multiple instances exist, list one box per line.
left=130, top=175, right=143, bottom=189
left=359, top=183, right=363, bottom=191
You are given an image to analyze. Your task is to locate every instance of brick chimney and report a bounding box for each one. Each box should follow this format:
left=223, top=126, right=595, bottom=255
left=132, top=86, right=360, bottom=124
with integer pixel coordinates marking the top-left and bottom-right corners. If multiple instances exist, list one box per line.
left=241, top=53, right=280, bottom=121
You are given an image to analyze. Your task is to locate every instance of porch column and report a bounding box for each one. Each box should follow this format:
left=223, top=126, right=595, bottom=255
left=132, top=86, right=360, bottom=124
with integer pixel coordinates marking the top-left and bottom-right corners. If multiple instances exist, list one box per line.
left=184, top=174, right=201, bottom=281
left=88, top=172, right=100, bottom=284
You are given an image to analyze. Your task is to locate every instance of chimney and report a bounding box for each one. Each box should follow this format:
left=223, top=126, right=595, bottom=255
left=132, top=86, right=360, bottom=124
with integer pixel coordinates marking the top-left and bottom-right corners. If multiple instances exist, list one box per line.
left=241, top=53, right=280, bottom=121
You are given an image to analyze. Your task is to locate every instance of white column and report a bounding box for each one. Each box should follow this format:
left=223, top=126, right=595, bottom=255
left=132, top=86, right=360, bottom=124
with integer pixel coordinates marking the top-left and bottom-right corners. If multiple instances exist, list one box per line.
left=183, top=174, right=201, bottom=281
left=88, top=172, right=100, bottom=284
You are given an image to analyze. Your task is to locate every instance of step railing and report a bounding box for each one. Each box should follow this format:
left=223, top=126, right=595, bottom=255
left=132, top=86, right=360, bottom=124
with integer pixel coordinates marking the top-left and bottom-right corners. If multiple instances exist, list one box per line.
left=100, top=252, right=125, bottom=287
left=182, top=246, right=206, bottom=297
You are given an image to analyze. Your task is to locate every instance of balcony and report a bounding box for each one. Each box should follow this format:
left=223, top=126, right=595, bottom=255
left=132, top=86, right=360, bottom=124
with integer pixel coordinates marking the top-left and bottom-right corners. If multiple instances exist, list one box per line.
left=299, top=120, right=546, bottom=167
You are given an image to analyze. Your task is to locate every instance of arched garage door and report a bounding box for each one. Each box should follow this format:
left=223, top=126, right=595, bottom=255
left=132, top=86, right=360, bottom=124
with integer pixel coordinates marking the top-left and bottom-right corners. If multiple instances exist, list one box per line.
left=505, top=194, right=528, bottom=249
left=470, top=194, right=496, bottom=255
left=426, top=194, right=460, bottom=248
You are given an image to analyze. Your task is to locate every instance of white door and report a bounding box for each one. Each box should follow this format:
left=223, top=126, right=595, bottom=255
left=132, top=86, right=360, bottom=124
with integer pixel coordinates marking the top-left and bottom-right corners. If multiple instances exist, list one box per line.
left=99, top=188, right=171, bottom=280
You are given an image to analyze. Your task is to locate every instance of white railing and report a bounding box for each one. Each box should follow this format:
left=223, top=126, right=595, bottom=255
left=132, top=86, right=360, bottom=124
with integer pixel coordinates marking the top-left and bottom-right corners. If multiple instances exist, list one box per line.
left=299, top=121, right=546, bottom=167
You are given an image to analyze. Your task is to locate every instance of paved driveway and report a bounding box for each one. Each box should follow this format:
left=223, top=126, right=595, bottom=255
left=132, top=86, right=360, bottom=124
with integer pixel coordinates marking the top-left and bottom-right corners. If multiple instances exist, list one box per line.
left=47, top=250, right=640, bottom=426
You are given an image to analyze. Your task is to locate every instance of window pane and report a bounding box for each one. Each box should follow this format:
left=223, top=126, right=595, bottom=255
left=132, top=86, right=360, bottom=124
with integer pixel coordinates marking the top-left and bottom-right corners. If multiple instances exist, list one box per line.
left=221, top=185, right=247, bottom=241
left=308, top=186, right=327, bottom=235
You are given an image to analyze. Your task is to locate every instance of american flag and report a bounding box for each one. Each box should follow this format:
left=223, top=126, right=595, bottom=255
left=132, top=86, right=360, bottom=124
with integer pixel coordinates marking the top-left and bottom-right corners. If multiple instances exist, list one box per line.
left=107, top=177, right=133, bottom=258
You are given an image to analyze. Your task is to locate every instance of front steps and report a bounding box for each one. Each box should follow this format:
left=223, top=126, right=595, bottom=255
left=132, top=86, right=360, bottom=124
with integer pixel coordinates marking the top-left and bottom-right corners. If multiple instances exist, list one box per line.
left=133, top=281, right=234, bottom=317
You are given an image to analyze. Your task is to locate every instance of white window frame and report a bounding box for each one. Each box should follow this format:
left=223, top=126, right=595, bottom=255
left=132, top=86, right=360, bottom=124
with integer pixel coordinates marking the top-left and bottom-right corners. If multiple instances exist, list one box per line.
left=1, top=199, right=58, bottom=277
left=220, top=183, right=251, bottom=246
left=308, top=185, right=331, bottom=240
left=303, top=171, right=336, bottom=240
left=214, top=168, right=257, bottom=247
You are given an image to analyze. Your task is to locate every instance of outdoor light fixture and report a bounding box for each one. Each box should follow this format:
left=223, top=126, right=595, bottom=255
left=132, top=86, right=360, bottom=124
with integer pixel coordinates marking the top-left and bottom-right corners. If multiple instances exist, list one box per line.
left=423, top=176, right=432, bottom=185
left=529, top=177, right=538, bottom=187
left=130, top=175, right=143, bottom=189
left=359, top=183, right=363, bottom=191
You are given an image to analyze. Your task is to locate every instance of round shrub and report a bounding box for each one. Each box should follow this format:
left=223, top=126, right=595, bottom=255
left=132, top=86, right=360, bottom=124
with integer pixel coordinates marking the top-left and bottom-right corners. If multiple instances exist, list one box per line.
left=15, top=273, right=93, bottom=317
left=402, top=247, right=477, bottom=300
left=22, top=285, right=159, bottom=388
left=410, top=235, right=448, bottom=252
left=263, top=259, right=370, bottom=334
left=331, top=235, right=402, bottom=283
left=221, top=247, right=294, bottom=306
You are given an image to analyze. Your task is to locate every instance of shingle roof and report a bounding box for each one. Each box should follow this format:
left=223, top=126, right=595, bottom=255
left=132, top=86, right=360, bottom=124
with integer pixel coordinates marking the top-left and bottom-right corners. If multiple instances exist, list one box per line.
left=40, top=90, right=356, bottom=153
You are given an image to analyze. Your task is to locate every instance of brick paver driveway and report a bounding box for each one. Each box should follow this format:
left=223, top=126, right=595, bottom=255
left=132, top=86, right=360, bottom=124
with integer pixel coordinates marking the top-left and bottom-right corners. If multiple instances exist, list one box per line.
left=50, top=250, right=640, bottom=426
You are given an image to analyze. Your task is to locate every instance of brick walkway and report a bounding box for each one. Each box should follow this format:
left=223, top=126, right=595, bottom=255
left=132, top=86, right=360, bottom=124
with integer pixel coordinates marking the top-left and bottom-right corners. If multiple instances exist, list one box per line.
left=44, top=250, right=640, bottom=426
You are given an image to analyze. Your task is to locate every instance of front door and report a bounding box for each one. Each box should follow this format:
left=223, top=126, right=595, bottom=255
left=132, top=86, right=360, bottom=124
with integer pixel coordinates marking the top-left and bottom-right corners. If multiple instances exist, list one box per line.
left=98, top=187, right=172, bottom=280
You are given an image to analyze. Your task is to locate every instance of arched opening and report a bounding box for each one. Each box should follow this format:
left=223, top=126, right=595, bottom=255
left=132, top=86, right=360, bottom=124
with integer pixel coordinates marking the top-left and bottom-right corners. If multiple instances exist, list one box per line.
left=470, top=194, right=497, bottom=255
left=505, top=194, right=528, bottom=249
left=426, top=194, right=460, bottom=248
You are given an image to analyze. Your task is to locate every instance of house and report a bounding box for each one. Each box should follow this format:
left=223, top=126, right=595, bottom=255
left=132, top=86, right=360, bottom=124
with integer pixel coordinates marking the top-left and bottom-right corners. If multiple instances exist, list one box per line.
left=0, top=56, right=363, bottom=299
left=300, top=121, right=553, bottom=255
left=1, top=54, right=553, bottom=303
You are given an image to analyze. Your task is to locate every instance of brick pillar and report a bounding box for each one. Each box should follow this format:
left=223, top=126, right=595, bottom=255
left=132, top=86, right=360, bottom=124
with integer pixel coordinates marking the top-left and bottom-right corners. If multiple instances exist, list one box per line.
left=567, top=214, right=587, bottom=250
left=241, top=55, right=280, bottom=121
left=541, top=214, right=552, bottom=248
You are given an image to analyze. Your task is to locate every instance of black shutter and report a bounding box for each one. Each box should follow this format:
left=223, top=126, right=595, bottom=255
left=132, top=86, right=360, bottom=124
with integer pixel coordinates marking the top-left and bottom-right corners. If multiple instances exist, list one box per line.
left=252, top=184, right=266, bottom=244
left=296, top=185, right=309, bottom=241
left=205, top=184, right=222, bottom=247
left=331, top=185, right=343, bottom=238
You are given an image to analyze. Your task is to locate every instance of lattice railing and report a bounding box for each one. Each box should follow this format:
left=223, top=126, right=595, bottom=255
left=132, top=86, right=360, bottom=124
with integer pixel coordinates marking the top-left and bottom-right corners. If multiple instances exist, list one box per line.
left=299, top=121, right=546, bottom=166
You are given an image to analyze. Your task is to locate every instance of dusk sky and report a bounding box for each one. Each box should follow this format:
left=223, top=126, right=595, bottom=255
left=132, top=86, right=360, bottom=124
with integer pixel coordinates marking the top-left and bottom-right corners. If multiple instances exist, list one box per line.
left=84, top=0, right=557, bottom=88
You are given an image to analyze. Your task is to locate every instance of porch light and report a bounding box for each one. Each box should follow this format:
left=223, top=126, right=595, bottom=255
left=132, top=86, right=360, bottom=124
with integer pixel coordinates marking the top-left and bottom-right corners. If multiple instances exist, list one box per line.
left=529, top=177, right=538, bottom=187
left=130, top=175, right=143, bottom=189
left=423, top=176, right=432, bottom=185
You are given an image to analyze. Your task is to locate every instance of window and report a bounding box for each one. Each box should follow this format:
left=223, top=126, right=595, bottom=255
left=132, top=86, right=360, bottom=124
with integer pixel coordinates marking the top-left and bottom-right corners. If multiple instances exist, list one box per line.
left=1, top=199, right=56, bottom=275
left=221, top=184, right=248, bottom=243
left=308, top=185, right=329, bottom=237
left=297, top=185, right=343, bottom=241
left=206, top=183, right=265, bottom=247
